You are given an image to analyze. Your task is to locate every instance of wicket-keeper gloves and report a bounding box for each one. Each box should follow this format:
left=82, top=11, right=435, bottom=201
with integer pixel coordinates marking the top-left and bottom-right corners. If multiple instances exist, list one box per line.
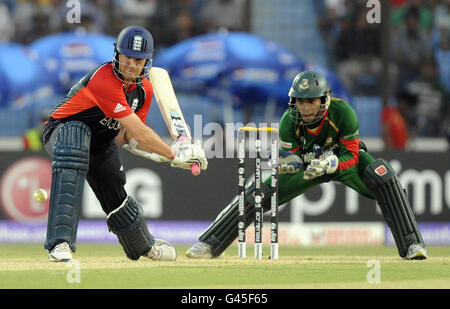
left=277, top=149, right=303, bottom=174
left=303, top=151, right=339, bottom=180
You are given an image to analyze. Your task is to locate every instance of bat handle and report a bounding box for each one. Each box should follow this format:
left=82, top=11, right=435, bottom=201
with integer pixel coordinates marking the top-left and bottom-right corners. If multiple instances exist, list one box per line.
left=177, top=136, right=201, bottom=176
left=191, top=164, right=201, bottom=176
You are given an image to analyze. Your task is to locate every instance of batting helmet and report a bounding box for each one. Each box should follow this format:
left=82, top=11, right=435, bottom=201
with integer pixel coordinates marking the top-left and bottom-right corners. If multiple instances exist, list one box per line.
left=287, top=71, right=331, bottom=125
left=113, top=26, right=154, bottom=82
left=114, top=26, right=154, bottom=60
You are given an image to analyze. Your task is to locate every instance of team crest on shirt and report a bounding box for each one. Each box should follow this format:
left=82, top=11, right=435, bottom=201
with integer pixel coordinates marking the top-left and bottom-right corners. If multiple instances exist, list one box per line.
left=324, top=136, right=334, bottom=147
left=300, top=79, right=309, bottom=89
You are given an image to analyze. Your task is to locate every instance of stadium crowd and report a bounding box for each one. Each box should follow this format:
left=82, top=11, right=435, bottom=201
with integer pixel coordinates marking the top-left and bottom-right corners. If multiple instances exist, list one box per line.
left=0, top=0, right=448, bottom=145
left=318, top=0, right=449, bottom=145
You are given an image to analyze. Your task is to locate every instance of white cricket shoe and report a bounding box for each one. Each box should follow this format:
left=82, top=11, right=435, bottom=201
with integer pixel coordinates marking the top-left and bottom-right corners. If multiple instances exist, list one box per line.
left=405, top=243, right=428, bottom=260
left=186, top=242, right=213, bottom=259
left=144, top=239, right=177, bottom=261
left=49, top=242, right=73, bottom=262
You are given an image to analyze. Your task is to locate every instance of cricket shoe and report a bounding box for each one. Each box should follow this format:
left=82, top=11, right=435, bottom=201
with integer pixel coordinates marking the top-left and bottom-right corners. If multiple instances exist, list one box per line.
left=186, top=242, right=213, bottom=259
left=49, top=242, right=73, bottom=262
left=144, top=239, right=177, bottom=261
left=405, top=243, right=428, bottom=260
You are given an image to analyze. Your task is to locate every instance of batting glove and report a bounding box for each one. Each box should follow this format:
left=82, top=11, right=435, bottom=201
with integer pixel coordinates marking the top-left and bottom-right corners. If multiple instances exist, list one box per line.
left=171, top=139, right=208, bottom=171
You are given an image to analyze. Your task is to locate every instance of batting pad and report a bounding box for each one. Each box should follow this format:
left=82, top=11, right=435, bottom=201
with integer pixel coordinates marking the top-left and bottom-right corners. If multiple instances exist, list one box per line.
left=45, top=121, right=91, bottom=253
left=107, top=196, right=155, bottom=260
left=199, top=181, right=273, bottom=257
left=363, top=158, right=424, bottom=258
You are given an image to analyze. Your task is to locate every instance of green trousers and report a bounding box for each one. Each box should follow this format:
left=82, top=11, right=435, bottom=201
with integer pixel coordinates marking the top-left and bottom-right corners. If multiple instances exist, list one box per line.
left=265, top=151, right=376, bottom=205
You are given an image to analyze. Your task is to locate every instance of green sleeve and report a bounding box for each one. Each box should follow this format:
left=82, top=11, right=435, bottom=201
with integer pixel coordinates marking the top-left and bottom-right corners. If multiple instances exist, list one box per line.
left=334, top=103, right=360, bottom=169
left=279, top=110, right=300, bottom=152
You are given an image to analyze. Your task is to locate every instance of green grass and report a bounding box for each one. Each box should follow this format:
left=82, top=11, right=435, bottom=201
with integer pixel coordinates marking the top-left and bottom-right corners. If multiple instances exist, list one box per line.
left=0, top=244, right=449, bottom=289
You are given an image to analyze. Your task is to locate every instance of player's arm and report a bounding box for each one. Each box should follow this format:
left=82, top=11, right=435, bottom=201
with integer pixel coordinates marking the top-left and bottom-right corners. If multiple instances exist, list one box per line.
left=117, top=113, right=207, bottom=170
left=277, top=111, right=303, bottom=173
left=279, top=110, right=301, bottom=153
left=116, top=127, right=127, bottom=147
left=116, top=113, right=174, bottom=159
left=335, top=105, right=360, bottom=171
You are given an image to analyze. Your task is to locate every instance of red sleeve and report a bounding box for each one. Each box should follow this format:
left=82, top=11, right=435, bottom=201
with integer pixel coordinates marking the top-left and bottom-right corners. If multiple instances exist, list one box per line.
left=135, top=78, right=153, bottom=123
left=86, top=64, right=133, bottom=119
left=338, top=137, right=360, bottom=170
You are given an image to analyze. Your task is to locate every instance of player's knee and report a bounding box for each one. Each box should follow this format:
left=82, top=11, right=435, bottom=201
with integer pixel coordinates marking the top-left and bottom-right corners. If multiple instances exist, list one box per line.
left=363, top=158, right=395, bottom=188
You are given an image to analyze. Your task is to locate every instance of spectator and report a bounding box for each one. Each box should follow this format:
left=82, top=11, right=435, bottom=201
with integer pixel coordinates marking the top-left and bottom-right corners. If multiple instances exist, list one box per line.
left=391, top=0, right=434, bottom=32
left=317, top=0, right=348, bottom=66
left=381, top=92, right=418, bottom=149
left=390, top=0, right=408, bottom=8
left=114, top=0, right=156, bottom=29
left=434, top=27, right=450, bottom=92
left=150, top=1, right=199, bottom=48
left=381, top=103, right=409, bottom=150
left=392, top=6, right=433, bottom=94
left=22, top=110, right=50, bottom=151
left=335, top=5, right=381, bottom=95
left=15, top=3, right=60, bottom=44
left=199, top=0, right=247, bottom=33
left=434, top=0, right=450, bottom=31
left=58, top=0, right=107, bottom=34
left=406, top=59, right=449, bottom=137
left=397, top=92, right=419, bottom=137
left=0, top=0, right=15, bottom=41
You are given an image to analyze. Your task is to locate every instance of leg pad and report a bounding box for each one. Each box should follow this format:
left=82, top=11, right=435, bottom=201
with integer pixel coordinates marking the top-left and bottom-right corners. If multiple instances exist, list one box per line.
left=363, top=158, right=425, bottom=258
left=44, top=121, right=91, bottom=253
left=107, top=196, right=155, bottom=260
left=199, top=181, right=273, bottom=257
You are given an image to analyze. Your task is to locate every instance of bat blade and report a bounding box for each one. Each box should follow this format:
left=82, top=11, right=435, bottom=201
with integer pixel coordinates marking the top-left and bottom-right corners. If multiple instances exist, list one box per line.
left=149, top=67, right=200, bottom=175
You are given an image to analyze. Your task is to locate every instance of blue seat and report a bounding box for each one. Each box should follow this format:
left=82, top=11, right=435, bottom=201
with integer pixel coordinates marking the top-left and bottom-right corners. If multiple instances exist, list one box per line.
left=353, top=96, right=382, bottom=137
left=0, top=108, right=30, bottom=136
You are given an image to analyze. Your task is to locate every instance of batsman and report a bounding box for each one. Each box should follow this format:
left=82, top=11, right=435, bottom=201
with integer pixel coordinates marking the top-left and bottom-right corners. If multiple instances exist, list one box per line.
left=187, top=70, right=427, bottom=260
left=42, top=26, right=207, bottom=262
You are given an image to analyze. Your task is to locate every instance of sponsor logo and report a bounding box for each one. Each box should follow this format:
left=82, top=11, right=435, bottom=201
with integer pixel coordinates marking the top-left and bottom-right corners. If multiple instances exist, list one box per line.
left=375, top=165, right=387, bottom=176
left=114, top=103, right=127, bottom=113
left=281, top=141, right=293, bottom=149
left=0, top=157, right=52, bottom=222
left=99, top=117, right=121, bottom=130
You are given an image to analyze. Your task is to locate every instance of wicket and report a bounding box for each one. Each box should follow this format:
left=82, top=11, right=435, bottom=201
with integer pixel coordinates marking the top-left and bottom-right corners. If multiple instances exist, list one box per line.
left=237, top=126, right=279, bottom=260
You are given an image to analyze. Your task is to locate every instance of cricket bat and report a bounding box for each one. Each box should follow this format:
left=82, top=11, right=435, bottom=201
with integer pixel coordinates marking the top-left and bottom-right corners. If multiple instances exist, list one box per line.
left=149, top=67, right=201, bottom=176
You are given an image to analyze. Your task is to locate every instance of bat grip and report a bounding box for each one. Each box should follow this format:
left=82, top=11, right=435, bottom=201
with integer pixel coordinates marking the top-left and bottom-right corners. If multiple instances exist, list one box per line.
left=191, top=164, right=201, bottom=176
left=177, top=136, right=201, bottom=176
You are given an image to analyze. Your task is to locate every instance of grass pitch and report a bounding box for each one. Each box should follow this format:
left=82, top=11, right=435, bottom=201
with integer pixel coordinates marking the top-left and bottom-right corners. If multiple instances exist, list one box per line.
left=0, top=244, right=449, bottom=289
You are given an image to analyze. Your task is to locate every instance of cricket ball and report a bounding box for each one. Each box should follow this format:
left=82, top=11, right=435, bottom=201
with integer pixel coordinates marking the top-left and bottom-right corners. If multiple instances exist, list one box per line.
left=33, top=189, right=48, bottom=203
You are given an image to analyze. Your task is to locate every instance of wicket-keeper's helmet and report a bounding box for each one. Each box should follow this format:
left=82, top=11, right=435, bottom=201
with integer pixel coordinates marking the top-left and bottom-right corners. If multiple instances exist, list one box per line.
left=288, top=71, right=331, bottom=126
left=113, top=26, right=154, bottom=81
